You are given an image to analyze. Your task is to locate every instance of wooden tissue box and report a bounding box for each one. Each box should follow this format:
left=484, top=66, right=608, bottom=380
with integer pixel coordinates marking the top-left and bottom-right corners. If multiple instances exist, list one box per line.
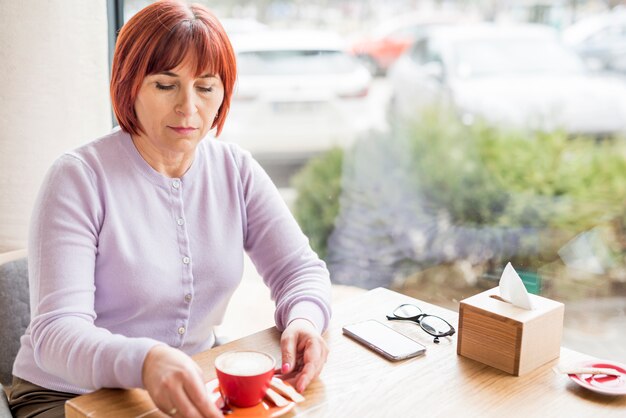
left=457, top=287, right=564, bottom=376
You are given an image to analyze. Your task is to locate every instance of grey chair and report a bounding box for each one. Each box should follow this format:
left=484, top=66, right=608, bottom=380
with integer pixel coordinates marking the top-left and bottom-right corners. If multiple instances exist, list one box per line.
left=0, top=249, right=29, bottom=418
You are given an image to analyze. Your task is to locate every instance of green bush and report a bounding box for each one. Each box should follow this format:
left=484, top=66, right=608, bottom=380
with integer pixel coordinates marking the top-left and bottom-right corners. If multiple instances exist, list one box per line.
left=291, top=148, right=343, bottom=259
left=292, top=111, right=626, bottom=266
left=403, top=110, right=626, bottom=234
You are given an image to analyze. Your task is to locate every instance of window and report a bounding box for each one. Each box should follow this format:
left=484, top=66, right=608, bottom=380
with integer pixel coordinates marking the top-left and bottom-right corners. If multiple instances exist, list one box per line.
left=113, top=0, right=626, bottom=364
left=237, top=50, right=360, bottom=76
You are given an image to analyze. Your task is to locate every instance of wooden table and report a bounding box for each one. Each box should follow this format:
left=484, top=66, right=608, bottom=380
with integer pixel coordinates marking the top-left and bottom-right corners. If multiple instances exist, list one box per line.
left=66, top=288, right=626, bottom=417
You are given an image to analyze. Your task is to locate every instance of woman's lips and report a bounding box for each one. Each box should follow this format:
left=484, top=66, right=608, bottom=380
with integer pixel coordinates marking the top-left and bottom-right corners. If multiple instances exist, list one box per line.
left=169, top=126, right=197, bottom=135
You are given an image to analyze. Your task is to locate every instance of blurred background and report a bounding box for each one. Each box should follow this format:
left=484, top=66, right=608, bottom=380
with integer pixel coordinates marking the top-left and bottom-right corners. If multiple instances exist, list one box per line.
left=1, top=0, right=625, bottom=362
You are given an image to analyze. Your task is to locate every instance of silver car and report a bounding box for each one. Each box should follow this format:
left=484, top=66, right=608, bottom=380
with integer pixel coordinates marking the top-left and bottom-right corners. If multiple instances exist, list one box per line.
left=388, top=23, right=626, bottom=137
left=221, top=30, right=373, bottom=162
left=562, top=9, right=626, bottom=74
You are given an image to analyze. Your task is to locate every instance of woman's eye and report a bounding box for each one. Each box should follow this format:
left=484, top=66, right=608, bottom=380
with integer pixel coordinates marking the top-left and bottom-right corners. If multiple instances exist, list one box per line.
left=198, top=86, right=213, bottom=93
left=155, top=83, right=175, bottom=91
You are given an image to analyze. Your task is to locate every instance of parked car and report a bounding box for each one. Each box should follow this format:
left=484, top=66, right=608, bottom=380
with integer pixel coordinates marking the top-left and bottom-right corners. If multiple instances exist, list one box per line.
left=221, top=30, right=373, bottom=162
left=350, top=11, right=468, bottom=76
left=562, top=9, right=626, bottom=73
left=219, top=18, right=269, bottom=36
left=387, top=23, right=626, bottom=137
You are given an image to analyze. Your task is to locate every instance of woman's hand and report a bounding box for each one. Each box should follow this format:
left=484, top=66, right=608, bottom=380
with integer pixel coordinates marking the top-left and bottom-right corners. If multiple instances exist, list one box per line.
left=280, top=318, right=329, bottom=393
left=142, top=345, right=223, bottom=418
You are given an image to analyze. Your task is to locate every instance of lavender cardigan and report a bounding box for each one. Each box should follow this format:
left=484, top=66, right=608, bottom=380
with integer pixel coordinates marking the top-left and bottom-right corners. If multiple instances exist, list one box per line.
left=12, top=129, right=331, bottom=394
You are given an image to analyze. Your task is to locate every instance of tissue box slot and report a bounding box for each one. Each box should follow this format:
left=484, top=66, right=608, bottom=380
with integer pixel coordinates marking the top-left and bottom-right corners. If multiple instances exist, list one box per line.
left=457, top=287, right=564, bottom=376
left=489, top=294, right=512, bottom=304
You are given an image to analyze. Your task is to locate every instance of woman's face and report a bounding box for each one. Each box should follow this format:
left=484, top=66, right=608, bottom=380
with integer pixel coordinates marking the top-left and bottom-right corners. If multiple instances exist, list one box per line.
left=133, top=57, right=225, bottom=156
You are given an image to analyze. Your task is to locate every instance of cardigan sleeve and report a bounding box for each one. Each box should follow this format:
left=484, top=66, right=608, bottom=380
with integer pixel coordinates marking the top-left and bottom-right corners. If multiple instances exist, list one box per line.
left=235, top=149, right=332, bottom=332
left=27, top=154, right=162, bottom=391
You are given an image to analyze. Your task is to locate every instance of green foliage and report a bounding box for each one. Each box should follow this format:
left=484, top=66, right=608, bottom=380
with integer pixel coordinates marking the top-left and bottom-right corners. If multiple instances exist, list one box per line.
left=403, top=110, right=626, bottom=234
left=292, top=109, right=626, bottom=264
left=291, top=148, right=344, bottom=259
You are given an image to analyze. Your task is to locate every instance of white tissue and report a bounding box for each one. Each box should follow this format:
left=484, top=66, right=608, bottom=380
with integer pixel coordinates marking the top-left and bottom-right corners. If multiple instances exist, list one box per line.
left=499, top=262, right=534, bottom=310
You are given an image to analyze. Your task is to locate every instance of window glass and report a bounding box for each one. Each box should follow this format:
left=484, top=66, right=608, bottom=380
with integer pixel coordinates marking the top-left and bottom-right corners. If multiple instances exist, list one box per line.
left=452, top=38, right=584, bottom=77
left=409, top=40, right=429, bottom=64
left=409, top=39, right=441, bottom=65
left=123, top=0, right=152, bottom=22
left=119, top=0, right=626, bottom=364
left=237, top=50, right=360, bottom=76
left=586, top=26, right=611, bottom=43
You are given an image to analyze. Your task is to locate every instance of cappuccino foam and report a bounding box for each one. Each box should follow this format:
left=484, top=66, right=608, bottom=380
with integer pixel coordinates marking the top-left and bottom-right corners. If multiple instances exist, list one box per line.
left=215, top=351, right=274, bottom=376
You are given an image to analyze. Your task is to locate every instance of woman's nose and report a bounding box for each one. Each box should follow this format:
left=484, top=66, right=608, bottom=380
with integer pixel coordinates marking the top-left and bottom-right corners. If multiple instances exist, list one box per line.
left=175, top=89, right=198, bottom=116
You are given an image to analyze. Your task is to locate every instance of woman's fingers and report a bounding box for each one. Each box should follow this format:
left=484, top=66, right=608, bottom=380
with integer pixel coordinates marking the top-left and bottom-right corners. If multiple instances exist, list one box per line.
left=280, top=319, right=329, bottom=393
left=294, top=361, right=317, bottom=392
left=293, top=338, right=327, bottom=392
left=280, top=328, right=298, bottom=374
left=143, top=345, right=223, bottom=418
left=168, top=377, right=221, bottom=418
left=183, top=369, right=222, bottom=417
left=168, top=383, right=204, bottom=418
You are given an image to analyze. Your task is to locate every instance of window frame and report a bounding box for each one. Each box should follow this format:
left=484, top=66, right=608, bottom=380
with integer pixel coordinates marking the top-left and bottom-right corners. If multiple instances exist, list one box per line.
left=107, top=0, right=125, bottom=125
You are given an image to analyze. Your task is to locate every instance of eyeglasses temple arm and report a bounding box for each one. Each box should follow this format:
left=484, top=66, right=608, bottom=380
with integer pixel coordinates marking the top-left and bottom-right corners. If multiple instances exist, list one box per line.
left=386, top=315, right=415, bottom=322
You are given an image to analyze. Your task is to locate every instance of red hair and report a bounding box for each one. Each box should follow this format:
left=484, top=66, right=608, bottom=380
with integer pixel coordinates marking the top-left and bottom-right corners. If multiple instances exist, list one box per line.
left=110, top=0, right=236, bottom=137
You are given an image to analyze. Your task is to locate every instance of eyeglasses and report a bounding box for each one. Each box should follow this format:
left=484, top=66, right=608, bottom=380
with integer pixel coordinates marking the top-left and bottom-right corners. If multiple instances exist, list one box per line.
left=386, top=304, right=456, bottom=343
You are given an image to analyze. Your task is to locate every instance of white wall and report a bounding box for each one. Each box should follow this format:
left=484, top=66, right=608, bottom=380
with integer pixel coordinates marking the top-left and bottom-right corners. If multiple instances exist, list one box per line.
left=0, top=0, right=112, bottom=252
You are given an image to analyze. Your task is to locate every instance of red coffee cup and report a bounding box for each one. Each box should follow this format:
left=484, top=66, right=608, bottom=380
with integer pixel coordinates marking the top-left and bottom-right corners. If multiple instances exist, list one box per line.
left=214, top=350, right=275, bottom=408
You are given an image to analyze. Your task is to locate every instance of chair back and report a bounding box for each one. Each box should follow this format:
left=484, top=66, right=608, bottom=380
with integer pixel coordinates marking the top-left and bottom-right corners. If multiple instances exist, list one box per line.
left=0, top=249, right=29, bottom=386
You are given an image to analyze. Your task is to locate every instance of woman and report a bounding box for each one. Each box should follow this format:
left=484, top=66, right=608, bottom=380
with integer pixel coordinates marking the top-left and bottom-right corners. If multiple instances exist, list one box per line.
left=8, top=1, right=331, bottom=417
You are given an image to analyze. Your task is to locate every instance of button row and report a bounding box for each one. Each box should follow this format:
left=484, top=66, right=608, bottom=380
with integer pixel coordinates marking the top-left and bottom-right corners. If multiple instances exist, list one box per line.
left=172, top=178, right=188, bottom=340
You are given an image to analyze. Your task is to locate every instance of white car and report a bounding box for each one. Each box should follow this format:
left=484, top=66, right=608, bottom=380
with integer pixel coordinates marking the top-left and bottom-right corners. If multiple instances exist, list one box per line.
left=219, top=18, right=268, bottom=36
left=562, top=9, right=626, bottom=73
left=388, top=23, right=626, bottom=137
left=220, top=30, right=373, bottom=162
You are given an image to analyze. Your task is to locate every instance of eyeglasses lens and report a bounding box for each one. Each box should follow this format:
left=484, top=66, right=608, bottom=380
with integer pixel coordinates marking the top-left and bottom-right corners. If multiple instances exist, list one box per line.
left=421, top=315, right=451, bottom=336
left=393, top=304, right=422, bottom=318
